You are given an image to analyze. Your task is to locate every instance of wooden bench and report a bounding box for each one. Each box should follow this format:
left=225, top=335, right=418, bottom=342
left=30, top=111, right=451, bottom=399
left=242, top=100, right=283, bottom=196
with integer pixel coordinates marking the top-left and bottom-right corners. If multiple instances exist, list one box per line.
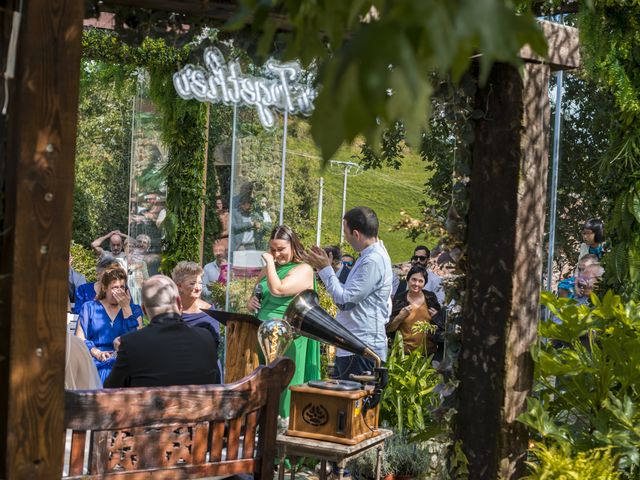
left=63, top=358, right=294, bottom=479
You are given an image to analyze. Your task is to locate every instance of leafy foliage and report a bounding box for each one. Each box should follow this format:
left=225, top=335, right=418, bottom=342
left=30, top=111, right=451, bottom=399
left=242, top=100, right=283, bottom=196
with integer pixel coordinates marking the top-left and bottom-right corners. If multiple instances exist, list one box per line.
left=148, top=69, right=208, bottom=273
left=86, top=1, right=546, bottom=161
left=525, top=444, right=621, bottom=480
left=73, top=60, right=135, bottom=246
left=579, top=4, right=640, bottom=297
left=380, top=335, right=442, bottom=436
left=520, top=291, right=640, bottom=477
left=70, top=243, right=98, bottom=282
left=82, top=29, right=209, bottom=273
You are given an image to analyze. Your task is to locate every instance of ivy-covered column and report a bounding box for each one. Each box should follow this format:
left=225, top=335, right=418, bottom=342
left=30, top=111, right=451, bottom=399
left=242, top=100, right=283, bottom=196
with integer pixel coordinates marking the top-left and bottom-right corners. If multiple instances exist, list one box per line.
left=149, top=69, right=208, bottom=273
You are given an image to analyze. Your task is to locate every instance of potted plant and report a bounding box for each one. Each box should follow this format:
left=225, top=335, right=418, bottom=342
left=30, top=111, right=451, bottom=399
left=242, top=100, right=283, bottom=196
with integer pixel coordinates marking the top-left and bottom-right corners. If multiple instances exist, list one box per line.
left=386, top=433, right=430, bottom=480
left=347, top=449, right=394, bottom=480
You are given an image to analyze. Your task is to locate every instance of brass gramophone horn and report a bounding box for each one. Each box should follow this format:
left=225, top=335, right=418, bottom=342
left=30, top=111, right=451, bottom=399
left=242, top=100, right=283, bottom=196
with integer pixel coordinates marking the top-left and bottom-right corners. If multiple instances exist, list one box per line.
left=284, top=290, right=381, bottom=367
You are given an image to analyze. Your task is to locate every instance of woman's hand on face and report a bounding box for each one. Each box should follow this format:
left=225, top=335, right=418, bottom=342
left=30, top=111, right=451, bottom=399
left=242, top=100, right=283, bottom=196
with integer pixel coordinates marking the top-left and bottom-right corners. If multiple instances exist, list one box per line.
left=248, top=295, right=261, bottom=312
left=113, top=288, right=131, bottom=309
left=261, top=252, right=274, bottom=265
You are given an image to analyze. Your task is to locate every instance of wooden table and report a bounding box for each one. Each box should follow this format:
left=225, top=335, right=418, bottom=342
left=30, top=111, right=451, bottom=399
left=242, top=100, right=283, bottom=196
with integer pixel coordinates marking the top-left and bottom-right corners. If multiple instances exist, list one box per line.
left=276, top=429, right=393, bottom=480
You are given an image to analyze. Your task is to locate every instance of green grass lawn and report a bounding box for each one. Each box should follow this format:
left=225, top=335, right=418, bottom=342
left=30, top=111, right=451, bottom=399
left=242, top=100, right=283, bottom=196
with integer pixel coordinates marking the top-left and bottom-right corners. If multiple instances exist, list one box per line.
left=284, top=121, right=433, bottom=263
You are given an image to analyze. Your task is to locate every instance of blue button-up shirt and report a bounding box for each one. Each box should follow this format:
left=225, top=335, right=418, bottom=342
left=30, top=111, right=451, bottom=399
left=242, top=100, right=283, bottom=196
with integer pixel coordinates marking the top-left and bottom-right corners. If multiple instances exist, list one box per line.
left=318, top=241, right=393, bottom=361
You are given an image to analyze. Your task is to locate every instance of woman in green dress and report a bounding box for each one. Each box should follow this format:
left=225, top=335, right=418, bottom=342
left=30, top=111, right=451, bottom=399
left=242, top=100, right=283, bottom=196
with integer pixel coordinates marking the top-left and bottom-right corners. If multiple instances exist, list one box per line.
left=248, top=225, right=321, bottom=421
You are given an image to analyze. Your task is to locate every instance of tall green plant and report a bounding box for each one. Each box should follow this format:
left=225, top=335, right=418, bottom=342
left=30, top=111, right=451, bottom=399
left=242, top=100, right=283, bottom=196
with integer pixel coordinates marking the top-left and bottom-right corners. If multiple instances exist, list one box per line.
left=380, top=335, right=441, bottom=436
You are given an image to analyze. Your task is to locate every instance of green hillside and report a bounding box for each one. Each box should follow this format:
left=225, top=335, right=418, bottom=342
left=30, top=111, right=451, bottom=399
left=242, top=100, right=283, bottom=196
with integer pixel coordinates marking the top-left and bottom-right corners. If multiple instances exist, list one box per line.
left=283, top=121, right=433, bottom=263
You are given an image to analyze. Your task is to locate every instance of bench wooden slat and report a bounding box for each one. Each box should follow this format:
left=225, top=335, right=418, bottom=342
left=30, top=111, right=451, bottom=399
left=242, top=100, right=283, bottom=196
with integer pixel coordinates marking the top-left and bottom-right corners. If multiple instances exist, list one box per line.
left=192, top=422, right=208, bottom=464
left=227, top=416, right=243, bottom=460
left=243, top=410, right=258, bottom=459
left=69, top=430, right=86, bottom=475
left=209, top=421, right=225, bottom=462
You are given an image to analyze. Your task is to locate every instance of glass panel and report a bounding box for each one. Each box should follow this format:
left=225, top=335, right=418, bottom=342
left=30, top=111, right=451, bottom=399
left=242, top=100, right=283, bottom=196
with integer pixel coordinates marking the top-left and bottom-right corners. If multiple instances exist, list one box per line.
left=127, top=73, right=167, bottom=305
left=226, top=106, right=284, bottom=313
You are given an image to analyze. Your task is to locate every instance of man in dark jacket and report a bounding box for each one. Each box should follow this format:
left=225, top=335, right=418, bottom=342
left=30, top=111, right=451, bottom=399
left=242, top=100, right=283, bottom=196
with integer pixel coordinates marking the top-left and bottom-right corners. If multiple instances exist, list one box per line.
left=104, top=275, right=220, bottom=388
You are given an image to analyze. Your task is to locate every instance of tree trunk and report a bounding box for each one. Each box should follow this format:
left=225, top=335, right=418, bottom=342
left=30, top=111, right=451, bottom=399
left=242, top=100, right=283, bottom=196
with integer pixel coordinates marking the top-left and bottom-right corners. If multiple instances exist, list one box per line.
left=455, top=61, right=550, bottom=479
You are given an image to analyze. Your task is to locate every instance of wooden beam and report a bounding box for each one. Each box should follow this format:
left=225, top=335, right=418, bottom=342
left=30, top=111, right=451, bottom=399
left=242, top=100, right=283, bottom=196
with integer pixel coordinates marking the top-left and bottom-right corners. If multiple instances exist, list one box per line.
left=456, top=60, right=550, bottom=479
left=99, top=0, right=239, bottom=17
left=0, top=0, right=84, bottom=477
left=521, top=20, right=581, bottom=70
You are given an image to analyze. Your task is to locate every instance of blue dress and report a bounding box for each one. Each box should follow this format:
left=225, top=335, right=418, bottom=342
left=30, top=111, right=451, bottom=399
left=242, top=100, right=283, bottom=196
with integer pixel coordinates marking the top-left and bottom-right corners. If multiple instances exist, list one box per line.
left=77, top=300, right=142, bottom=384
left=73, top=282, right=96, bottom=315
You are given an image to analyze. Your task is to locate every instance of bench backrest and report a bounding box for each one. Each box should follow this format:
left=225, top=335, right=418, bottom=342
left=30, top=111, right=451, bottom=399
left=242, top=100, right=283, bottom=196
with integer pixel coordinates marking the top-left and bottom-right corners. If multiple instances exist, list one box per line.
left=63, top=358, right=294, bottom=479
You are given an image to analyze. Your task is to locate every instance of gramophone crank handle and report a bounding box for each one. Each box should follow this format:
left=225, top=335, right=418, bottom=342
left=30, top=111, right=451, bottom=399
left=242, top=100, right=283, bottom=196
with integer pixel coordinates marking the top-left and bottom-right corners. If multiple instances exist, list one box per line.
left=349, top=374, right=376, bottom=383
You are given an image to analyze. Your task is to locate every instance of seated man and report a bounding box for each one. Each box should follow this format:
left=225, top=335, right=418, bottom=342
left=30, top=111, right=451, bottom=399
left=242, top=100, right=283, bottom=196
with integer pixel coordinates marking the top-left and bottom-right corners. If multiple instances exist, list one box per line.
left=104, top=275, right=220, bottom=388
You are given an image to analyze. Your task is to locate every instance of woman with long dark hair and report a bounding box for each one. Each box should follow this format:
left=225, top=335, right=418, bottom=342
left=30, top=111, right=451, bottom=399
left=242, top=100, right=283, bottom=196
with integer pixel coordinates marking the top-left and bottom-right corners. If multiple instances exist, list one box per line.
left=248, top=225, right=320, bottom=420
left=387, top=265, right=442, bottom=356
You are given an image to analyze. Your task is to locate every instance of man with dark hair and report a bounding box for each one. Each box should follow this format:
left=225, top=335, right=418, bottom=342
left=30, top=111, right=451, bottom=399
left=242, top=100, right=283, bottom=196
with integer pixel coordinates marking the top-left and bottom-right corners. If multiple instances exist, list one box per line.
left=394, top=245, right=444, bottom=303
left=303, top=206, right=393, bottom=379
left=104, top=275, right=220, bottom=388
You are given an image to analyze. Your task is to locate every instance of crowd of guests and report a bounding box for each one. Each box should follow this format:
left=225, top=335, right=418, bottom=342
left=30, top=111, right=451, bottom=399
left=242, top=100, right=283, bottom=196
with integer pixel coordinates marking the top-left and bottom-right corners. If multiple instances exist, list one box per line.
left=65, top=207, right=606, bottom=415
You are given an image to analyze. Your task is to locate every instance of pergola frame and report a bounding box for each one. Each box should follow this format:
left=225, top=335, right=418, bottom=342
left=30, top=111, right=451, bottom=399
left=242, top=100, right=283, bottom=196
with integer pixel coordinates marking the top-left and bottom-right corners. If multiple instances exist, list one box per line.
left=0, top=2, right=580, bottom=478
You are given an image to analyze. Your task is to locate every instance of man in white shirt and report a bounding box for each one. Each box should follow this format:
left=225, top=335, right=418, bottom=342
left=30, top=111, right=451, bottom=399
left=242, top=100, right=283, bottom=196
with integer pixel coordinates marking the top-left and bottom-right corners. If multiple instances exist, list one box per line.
left=303, top=207, right=393, bottom=380
left=202, top=242, right=228, bottom=301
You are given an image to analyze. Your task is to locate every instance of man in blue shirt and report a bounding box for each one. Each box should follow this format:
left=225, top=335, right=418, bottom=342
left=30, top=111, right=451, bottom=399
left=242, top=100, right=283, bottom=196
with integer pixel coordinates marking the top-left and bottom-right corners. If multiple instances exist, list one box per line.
left=303, top=207, right=393, bottom=380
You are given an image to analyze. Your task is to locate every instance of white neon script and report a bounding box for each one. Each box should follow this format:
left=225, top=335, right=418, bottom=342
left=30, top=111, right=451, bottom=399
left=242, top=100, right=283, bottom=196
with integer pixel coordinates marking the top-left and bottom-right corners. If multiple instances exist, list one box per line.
left=173, top=48, right=316, bottom=129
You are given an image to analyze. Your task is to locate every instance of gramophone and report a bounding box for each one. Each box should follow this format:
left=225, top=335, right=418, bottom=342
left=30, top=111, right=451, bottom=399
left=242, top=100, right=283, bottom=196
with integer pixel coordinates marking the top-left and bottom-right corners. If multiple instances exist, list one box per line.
left=258, top=289, right=388, bottom=445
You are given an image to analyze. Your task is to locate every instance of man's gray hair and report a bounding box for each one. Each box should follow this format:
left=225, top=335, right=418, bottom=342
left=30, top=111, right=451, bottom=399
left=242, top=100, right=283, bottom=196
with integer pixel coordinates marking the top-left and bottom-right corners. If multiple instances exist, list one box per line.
left=142, top=275, right=181, bottom=317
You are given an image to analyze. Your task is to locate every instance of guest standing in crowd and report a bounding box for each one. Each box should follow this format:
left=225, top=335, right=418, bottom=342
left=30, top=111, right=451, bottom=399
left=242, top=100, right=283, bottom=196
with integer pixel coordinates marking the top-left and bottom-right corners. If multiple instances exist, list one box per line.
left=248, top=225, right=320, bottom=420
left=91, top=229, right=128, bottom=268
left=215, top=197, right=229, bottom=242
left=387, top=266, right=442, bottom=356
left=202, top=242, right=229, bottom=301
left=75, top=267, right=143, bottom=384
left=105, top=275, right=220, bottom=388
left=303, top=207, right=393, bottom=379
left=394, top=245, right=445, bottom=303
left=579, top=218, right=605, bottom=261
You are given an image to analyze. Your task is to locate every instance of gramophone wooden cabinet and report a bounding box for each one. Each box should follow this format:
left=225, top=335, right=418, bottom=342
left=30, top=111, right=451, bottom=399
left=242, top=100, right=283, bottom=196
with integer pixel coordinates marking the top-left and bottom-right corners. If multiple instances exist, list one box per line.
left=287, top=384, right=380, bottom=445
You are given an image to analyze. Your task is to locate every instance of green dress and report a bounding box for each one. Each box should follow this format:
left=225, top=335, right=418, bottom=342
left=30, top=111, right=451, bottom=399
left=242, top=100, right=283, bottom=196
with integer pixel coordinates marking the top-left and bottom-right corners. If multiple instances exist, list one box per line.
left=257, top=261, right=321, bottom=419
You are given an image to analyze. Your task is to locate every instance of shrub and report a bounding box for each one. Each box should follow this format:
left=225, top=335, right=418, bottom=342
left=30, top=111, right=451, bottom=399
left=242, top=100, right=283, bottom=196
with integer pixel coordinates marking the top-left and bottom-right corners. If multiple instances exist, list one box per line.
left=520, top=291, right=640, bottom=477
left=70, top=242, right=97, bottom=282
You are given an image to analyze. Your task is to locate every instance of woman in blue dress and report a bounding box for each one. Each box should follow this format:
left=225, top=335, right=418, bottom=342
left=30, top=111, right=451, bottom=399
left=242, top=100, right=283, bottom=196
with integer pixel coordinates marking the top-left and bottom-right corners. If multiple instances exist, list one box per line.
left=73, top=255, right=122, bottom=315
left=75, top=266, right=143, bottom=384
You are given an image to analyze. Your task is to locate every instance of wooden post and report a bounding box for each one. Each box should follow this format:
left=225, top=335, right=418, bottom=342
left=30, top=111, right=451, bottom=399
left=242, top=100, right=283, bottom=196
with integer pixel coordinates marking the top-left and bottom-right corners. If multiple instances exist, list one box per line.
left=0, top=0, right=84, bottom=477
left=199, top=103, right=211, bottom=266
left=225, top=319, right=261, bottom=384
left=455, top=61, right=551, bottom=479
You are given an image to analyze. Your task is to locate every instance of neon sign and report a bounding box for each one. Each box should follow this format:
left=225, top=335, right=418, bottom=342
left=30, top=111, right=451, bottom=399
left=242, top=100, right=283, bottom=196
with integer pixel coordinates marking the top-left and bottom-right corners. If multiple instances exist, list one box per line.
left=173, top=48, right=316, bottom=129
